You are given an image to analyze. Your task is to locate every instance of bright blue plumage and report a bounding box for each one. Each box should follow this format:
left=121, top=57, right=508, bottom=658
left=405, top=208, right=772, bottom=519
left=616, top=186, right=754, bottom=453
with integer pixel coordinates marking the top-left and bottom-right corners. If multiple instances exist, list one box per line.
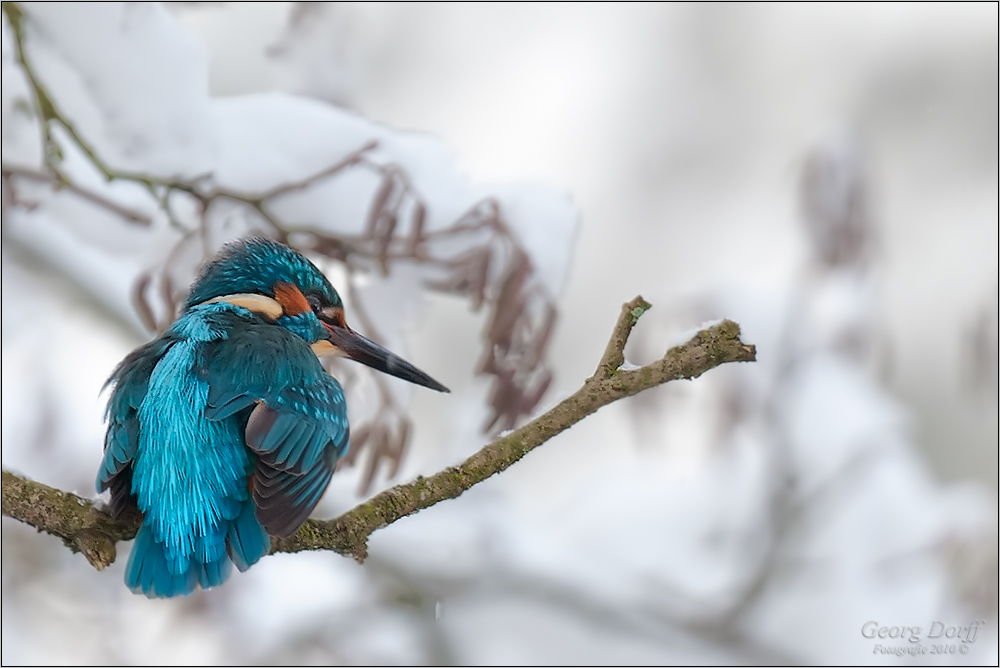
left=101, top=237, right=446, bottom=598
left=100, top=240, right=347, bottom=597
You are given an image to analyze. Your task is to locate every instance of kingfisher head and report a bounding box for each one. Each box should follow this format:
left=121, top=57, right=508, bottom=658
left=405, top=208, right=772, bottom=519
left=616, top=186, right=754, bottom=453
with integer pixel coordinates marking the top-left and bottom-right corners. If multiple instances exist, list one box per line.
left=185, top=237, right=448, bottom=392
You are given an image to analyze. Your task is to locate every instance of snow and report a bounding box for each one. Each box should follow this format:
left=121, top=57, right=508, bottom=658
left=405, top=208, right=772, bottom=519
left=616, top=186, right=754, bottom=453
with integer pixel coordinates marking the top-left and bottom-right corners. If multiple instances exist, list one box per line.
left=2, top=3, right=996, bottom=666
left=22, top=2, right=213, bottom=177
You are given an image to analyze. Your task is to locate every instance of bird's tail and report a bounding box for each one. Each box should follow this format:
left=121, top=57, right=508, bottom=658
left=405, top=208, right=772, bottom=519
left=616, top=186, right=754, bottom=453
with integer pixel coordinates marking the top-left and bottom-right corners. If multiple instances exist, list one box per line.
left=227, top=499, right=271, bottom=572
left=125, top=502, right=270, bottom=598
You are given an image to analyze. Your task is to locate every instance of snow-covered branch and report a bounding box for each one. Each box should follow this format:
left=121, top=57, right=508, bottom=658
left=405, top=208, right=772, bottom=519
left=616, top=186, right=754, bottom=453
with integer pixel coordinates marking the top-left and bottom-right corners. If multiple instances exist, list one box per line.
left=1, top=1, right=575, bottom=493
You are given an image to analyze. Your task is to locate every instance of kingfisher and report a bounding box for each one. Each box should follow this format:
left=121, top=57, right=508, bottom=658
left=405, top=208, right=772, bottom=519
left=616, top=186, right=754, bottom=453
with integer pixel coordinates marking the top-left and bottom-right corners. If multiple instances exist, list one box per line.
left=98, top=237, right=448, bottom=598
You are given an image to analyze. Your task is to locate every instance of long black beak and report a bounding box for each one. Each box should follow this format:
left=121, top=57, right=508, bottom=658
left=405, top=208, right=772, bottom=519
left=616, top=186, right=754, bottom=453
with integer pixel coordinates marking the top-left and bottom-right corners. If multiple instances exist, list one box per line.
left=325, top=323, right=449, bottom=393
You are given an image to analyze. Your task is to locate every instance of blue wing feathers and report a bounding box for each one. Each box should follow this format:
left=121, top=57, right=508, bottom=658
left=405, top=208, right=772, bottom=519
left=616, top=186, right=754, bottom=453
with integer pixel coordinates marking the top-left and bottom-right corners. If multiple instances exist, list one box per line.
left=97, top=422, right=135, bottom=489
left=227, top=499, right=271, bottom=572
left=274, top=421, right=311, bottom=466
left=106, top=304, right=347, bottom=597
left=253, top=462, right=334, bottom=537
left=267, top=414, right=298, bottom=449
left=302, top=427, right=331, bottom=471
left=99, top=336, right=177, bottom=521
left=203, top=390, right=256, bottom=421
left=98, top=337, right=173, bottom=496
left=204, top=318, right=349, bottom=537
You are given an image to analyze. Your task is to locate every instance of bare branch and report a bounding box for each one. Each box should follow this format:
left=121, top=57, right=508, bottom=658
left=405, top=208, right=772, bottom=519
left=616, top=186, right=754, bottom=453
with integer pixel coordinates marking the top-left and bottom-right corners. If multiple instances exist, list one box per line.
left=2, top=298, right=756, bottom=566
left=1, top=470, right=139, bottom=570
left=261, top=140, right=378, bottom=200
left=1, top=165, right=152, bottom=226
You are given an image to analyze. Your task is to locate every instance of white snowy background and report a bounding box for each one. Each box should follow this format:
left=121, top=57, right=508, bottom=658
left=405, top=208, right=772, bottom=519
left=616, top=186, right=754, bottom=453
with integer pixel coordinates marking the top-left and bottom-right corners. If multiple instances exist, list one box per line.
left=2, top=3, right=997, bottom=665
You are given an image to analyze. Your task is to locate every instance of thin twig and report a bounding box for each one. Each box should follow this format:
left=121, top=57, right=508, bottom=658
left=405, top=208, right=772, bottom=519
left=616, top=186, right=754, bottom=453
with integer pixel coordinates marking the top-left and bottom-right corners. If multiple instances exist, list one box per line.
left=262, top=140, right=378, bottom=200
left=1, top=165, right=152, bottom=225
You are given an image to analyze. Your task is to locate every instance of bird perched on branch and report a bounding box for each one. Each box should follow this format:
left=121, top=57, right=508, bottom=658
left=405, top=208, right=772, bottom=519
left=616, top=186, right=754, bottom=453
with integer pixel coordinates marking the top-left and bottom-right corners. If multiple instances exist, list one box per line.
left=98, top=237, right=448, bottom=598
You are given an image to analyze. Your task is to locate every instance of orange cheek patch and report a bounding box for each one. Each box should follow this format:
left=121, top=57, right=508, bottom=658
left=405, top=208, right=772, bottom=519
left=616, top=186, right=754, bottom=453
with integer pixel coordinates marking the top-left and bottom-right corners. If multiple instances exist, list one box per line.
left=273, top=282, right=310, bottom=316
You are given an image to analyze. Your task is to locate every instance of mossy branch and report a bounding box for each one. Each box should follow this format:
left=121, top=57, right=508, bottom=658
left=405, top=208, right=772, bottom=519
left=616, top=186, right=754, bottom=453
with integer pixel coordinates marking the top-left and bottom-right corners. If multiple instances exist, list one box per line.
left=2, top=297, right=756, bottom=567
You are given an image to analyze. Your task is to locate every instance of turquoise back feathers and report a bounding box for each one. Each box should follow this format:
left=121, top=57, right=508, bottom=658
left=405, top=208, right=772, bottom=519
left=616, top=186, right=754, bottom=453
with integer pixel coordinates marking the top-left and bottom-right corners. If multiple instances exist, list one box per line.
left=100, top=238, right=351, bottom=598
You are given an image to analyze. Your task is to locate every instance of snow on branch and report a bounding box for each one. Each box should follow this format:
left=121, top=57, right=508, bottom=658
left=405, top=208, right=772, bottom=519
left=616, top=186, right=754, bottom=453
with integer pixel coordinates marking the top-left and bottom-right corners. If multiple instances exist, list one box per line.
left=1, top=1, right=575, bottom=493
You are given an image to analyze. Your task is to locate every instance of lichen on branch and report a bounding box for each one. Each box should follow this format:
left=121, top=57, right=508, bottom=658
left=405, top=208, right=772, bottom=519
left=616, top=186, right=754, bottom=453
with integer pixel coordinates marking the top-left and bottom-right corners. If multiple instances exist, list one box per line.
left=2, top=296, right=756, bottom=567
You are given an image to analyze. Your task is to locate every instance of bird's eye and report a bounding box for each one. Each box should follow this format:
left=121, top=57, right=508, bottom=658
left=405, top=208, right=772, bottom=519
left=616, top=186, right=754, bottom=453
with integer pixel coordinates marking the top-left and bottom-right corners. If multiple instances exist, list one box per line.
left=306, top=294, right=322, bottom=312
